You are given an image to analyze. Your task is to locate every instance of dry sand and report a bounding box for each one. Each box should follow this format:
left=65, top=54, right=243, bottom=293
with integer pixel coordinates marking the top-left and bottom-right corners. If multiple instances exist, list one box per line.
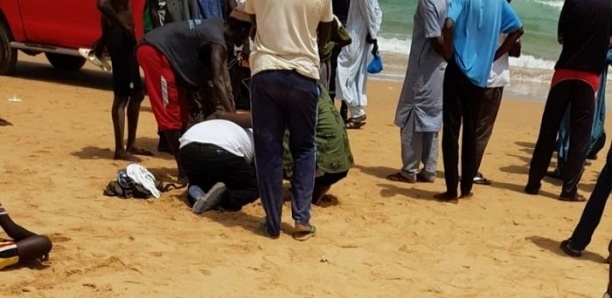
left=1, top=55, right=612, bottom=297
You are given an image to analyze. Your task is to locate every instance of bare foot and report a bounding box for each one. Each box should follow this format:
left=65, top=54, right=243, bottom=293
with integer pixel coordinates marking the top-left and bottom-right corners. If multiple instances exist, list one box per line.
left=114, top=150, right=141, bottom=162
left=434, top=192, right=459, bottom=204
left=0, top=117, right=12, bottom=126
left=128, top=146, right=154, bottom=157
left=314, top=194, right=340, bottom=207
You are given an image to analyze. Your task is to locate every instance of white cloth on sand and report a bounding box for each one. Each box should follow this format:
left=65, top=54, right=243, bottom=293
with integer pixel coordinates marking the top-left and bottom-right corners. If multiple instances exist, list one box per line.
left=126, top=164, right=161, bottom=198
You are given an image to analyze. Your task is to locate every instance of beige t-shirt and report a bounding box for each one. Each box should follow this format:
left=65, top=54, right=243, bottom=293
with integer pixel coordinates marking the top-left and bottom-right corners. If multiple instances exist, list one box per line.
left=245, top=0, right=333, bottom=80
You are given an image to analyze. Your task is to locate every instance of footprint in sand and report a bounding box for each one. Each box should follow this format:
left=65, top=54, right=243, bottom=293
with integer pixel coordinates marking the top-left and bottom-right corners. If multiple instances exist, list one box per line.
left=49, top=233, right=71, bottom=243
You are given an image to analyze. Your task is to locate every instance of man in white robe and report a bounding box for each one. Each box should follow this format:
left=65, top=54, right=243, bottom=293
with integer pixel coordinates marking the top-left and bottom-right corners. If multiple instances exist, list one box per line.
left=335, top=0, right=382, bottom=129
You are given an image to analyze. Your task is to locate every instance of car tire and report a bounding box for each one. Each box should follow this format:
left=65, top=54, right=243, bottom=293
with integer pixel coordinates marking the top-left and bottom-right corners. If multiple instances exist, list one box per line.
left=0, top=21, right=17, bottom=75
left=45, top=53, right=86, bottom=71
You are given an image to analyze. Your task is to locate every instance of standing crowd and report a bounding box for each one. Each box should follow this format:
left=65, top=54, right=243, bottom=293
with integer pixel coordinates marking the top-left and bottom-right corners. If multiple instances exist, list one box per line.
left=1, top=0, right=612, bottom=295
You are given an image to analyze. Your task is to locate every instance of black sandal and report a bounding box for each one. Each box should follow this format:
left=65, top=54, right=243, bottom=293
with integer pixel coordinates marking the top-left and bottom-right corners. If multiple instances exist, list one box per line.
left=346, top=115, right=366, bottom=129
left=559, top=194, right=587, bottom=202
left=560, top=239, right=582, bottom=257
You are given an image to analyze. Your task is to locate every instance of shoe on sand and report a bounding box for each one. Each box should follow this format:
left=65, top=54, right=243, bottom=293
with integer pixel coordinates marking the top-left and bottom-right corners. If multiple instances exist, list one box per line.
left=79, top=48, right=112, bottom=72
left=192, top=182, right=226, bottom=214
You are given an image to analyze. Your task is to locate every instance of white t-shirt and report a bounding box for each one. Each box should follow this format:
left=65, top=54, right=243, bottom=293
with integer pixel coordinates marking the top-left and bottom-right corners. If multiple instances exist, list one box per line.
left=179, top=120, right=255, bottom=164
left=245, top=0, right=334, bottom=80
left=487, top=34, right=511, bottom=88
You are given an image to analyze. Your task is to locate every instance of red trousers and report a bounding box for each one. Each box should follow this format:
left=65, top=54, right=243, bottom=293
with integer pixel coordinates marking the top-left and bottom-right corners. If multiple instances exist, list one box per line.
left=136, top=44, right=189, bottom=131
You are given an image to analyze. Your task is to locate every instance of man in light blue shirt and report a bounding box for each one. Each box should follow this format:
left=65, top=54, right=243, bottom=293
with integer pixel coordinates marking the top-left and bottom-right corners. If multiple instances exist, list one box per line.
left=435, top=0, right=523, bottom=201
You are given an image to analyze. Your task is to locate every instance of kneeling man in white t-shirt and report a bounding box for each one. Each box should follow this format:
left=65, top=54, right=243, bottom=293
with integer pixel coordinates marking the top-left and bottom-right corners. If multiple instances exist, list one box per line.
left=179, top=111, right=258, bottom=214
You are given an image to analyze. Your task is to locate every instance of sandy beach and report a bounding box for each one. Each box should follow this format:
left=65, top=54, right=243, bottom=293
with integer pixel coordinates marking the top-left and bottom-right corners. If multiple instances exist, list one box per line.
left=1, top=55, right=612, bottom=297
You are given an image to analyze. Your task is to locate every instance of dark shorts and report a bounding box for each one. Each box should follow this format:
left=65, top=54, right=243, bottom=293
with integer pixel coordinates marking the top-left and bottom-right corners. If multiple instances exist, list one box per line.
left=315, top=171, right=349, bottom=186
left=107, top=26, right=143, bottom=97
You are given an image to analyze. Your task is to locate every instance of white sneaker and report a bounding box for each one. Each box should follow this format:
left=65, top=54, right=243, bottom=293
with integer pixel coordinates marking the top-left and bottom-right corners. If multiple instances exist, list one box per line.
left=78, top=48, right=112, bottom=72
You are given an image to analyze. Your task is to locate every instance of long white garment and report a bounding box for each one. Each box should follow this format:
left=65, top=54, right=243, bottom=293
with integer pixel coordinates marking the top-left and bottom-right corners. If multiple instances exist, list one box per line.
left=335, top=0, right=382, bottom=117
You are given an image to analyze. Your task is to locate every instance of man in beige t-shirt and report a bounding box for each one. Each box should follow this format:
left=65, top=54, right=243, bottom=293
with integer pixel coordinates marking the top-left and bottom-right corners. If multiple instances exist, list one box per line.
left=244, top=0, right=332, bottom=241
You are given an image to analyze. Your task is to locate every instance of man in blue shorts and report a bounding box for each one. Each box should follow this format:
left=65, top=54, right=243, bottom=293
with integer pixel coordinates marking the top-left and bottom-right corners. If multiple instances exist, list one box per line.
left=435, top=0, right=523, bottom=202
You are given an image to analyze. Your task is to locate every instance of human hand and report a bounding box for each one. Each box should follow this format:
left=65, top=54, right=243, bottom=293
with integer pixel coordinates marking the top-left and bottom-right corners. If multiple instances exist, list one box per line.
left=206, top=110, right=225, bottom=120
left=371, top=40, right=379, bottom=56
left=366, top=33, right=377, bottom=44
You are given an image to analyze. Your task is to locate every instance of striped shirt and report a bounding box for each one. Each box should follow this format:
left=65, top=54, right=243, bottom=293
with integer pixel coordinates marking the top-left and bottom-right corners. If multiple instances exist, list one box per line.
left=0, top=202, right=6, bottom=216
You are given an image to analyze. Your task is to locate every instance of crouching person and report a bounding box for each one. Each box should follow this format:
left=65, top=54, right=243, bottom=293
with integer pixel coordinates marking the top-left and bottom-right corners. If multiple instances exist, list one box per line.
left=180, top=111, right=259, bottom=214
left=283, top=84, right=355, bottom=206
left=0, top=201, right=52, bottom=269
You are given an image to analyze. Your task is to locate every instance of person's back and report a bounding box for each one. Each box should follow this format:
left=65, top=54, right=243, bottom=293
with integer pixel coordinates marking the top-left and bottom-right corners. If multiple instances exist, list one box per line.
left=556, top=0, right=612, bottom=74
left=247, top=0, right=329, bottom=80
left=180, top=119, right=254, bottom=163
left=245, top=0, right=332, bottom=240
left=142, top=18, right=227, bottom=89
left=179, top=115, right=259, bottom=214
left=449, top=0, right=521, bottom=87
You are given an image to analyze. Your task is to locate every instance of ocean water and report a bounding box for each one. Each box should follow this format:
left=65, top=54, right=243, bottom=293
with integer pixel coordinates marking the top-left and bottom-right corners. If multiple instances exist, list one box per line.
left=376, top=0, right=612, bottom=104
left=377, top=0, right=562, bottom=68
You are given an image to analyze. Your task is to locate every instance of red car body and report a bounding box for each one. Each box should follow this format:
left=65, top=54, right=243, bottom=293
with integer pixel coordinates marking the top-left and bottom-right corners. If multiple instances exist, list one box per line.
left=0, top=0, right=145, bottom=74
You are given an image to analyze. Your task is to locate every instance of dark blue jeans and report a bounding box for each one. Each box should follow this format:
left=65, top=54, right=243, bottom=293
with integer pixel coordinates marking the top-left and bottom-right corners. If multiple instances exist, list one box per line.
left=251, top=70, right=318, bottom=237
left=569, top=142, right=612, bottom=250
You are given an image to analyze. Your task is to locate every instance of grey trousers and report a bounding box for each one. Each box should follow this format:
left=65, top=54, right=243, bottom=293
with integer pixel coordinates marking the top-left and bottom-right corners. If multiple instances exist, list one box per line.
left=400, top=112, right=439, bottom=181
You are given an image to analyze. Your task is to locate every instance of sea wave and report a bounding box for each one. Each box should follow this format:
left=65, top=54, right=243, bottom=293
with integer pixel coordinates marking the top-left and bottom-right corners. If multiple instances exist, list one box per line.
left=532, top=0, right=563, bottom=10
left=378, top=36, right=557, bottom=71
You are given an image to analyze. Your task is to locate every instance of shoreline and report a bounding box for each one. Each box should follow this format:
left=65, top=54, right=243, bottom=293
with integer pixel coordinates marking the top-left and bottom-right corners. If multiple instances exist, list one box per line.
left=377, top=50, right=612, bottom=110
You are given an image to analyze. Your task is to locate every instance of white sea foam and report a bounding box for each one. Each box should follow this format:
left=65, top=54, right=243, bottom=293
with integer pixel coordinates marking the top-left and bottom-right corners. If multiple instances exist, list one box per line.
left=508, top=55, right=556, bottom=70
left=379, top=36, right=558, bottom=71
left=378, top=36, right=411, bottom=54
left=532, top=0, right=563, bottom=10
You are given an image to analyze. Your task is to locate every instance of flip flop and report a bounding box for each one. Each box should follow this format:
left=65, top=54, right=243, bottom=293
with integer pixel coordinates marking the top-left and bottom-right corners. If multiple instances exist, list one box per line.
left=473, top=176, right=492, bottom=185
left=346, top=115, right=366, bottom=129
left=129, top=147, right=154, bottom=156
left=259, top=221, right=280, bottom=239
left=293, top=224, right=316, bottom=241
left=78, top=48, right=112, bottom=72
left=386, top=172, right=415, bottom=183
left=346, top=120, right=366, bottom=129
left=416, top=173, right=434, bottom=183
left=559, top=194, right=587, bottom=202
left=560, top=239, right=582, bottom=257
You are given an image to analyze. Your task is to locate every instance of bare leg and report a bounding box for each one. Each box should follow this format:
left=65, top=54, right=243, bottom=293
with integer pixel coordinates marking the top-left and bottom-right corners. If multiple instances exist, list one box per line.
left=112, top=95, right=139, bottom=161
left=16, top=235, right=52, bottom=263
left=125, top=90, right=153, bottom=156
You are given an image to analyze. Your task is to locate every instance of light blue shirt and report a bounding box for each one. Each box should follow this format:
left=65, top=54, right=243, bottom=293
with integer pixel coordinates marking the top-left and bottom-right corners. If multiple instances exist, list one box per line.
left=447, top=0, right=522, bottom=87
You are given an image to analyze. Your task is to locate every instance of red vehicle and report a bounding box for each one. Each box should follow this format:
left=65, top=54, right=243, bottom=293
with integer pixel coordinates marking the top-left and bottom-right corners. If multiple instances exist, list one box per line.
left=0, top=0, right=146, bottom=75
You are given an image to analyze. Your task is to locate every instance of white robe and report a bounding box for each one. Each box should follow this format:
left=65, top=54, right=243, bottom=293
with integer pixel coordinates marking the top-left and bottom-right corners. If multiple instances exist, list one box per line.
left=335, top=0, right=382, bottom=117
